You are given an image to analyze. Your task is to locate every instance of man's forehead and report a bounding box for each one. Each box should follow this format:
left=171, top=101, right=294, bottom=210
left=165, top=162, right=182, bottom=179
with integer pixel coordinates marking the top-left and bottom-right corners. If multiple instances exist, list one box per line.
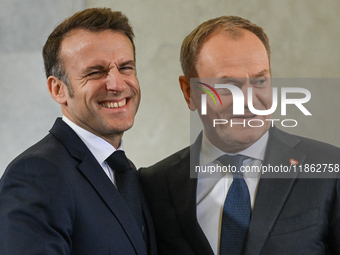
left=195, top=29, right=270, bottom=78
left=58, top=28, right=135, bottom=77
left=60, top=29, right=134, bottom=59
left=200, top=29, right=265, bottom=55
left=60, top=29, right=132, bottom=53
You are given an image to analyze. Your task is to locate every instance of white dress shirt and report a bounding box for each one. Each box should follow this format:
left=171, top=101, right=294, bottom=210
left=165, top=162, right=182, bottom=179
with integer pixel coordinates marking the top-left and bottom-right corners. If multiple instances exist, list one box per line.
left=62, top=116, right=122, bottom=185
left=196, top=131, right=269, bottom=255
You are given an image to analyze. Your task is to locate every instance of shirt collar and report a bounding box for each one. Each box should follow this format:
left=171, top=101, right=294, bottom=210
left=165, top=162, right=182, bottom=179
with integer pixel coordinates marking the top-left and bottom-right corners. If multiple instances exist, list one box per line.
left=200, top=130, right=269, bottom=166
left=62, top=116, right=122, bottom=164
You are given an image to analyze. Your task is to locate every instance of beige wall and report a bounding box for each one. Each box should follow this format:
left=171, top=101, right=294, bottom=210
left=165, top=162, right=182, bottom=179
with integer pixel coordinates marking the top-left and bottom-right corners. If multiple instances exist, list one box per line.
left=1, top=0, right=340, bottom=176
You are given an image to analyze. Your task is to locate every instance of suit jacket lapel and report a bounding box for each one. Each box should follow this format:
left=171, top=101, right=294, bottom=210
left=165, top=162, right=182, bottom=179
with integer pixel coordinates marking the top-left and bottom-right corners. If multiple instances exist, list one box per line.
left=50, top=118, right=147, bottom=255
left=244, top=127, right=306, bottom=255
left=166, top=133, right=215, bottom=255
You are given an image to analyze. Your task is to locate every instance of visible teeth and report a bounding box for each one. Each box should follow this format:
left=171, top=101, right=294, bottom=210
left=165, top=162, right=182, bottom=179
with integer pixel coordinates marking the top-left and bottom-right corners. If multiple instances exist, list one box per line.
left=101, top=99, right=126, bottom=109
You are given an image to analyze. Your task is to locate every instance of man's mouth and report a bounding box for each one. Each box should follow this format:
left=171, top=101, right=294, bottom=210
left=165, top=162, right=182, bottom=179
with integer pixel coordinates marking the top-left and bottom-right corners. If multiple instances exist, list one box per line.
left=100, top=99, right=127, bottom=109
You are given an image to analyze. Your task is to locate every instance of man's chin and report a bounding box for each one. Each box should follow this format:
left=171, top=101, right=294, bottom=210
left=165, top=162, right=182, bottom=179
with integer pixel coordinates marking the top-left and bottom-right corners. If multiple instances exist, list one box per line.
left=212, top=127, right=268, bottom=152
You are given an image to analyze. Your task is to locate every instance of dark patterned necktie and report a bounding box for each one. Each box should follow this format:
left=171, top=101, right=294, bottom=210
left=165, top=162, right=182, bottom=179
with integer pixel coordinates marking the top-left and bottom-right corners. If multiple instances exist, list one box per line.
left=106, top=150, right=145, bottom=235
left=218, top=154, right=251, bottom=255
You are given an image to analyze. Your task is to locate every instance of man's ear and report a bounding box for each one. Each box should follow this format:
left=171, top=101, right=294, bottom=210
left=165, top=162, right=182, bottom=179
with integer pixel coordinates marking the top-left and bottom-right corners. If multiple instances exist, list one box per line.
left=47, top=76, right=68, bottom=105
left=179, top=75, right=196, bottom=111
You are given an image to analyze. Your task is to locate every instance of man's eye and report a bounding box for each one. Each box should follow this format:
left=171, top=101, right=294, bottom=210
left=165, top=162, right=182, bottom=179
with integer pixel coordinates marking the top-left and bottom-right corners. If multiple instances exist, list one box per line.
left=88, top=71, right=106, bottom=79
left=252, top=78, right=269, bottom=87
left=119, top=66, right=135, bottom=74
left=255, top=78, right=265, bottom=83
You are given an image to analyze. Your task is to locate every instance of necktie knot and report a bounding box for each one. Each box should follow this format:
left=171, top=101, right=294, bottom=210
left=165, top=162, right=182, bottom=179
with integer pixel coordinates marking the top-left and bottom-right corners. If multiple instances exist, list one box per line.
left=217, top=154, right=247, bottom=177
left=106, top=150, right=132, bottom=172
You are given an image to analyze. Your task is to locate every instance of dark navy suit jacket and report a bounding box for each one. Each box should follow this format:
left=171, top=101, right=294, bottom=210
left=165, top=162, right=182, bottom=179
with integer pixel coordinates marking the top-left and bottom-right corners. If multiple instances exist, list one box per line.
left=140, top=127, right=340, bottom=255
left=0, top=118, right=157, bottom=255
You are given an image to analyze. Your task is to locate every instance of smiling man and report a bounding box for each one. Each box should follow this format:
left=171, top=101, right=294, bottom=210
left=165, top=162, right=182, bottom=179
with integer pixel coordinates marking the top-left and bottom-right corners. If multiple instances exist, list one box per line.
left=0, top=8, right=156, bottom=255
left=140, top=16, right=340, bottom=255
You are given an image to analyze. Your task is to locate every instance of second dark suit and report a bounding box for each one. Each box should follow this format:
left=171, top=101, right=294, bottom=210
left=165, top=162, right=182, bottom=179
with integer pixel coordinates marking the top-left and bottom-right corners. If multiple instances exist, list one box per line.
left=0, top=118, right=157, bottom=255
left=140, top=127, right=340, bottom=255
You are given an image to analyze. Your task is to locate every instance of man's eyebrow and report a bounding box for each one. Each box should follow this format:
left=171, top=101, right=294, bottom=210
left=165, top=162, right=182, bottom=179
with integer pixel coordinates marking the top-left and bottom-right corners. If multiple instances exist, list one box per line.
left=119, top=60, right=136, bottom=67
left=220, top=75, right=232, bottom=79
left=218, top=76, right=239, bottom=83
left=253, top=69, right=270, bottom=77
left=218, top=69, right=270, bottom=79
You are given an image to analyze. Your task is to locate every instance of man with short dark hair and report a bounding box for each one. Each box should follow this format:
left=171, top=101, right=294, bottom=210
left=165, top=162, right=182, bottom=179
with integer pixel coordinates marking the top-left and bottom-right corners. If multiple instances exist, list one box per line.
left=0, top=8, right=156, bottom=255
left=140, top=16, right=340, bottom=255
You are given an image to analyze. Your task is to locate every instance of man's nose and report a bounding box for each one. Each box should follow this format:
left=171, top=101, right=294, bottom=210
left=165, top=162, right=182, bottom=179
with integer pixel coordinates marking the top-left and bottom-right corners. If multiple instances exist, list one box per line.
left=242, top=81, right=251, bottom=107
left=105, top=69, right=126, bottom=92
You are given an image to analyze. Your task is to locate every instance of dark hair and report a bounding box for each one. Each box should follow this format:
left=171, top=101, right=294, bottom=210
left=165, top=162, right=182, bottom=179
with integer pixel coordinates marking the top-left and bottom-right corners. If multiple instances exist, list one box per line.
left=42, top=8, right=135, bottom=93
left=180, top=15, right=270, bottom=77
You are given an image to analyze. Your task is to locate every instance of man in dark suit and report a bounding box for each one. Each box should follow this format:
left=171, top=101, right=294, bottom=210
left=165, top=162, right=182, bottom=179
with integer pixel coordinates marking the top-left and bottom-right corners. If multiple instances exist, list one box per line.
left=140, top=16, right=340, bottom=254
left=0, top=8, right=156, bottom=255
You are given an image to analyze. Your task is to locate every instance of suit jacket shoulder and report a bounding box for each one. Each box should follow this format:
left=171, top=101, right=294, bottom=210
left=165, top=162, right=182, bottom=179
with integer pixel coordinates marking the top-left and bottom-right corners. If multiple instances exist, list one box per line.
left=141, top=145, right=190, bottom=179
left=0, top=118, right=155, bottom=255
left=270, top=126, right=340, bottom=157
left=246, top=127, right=340, bottom=255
